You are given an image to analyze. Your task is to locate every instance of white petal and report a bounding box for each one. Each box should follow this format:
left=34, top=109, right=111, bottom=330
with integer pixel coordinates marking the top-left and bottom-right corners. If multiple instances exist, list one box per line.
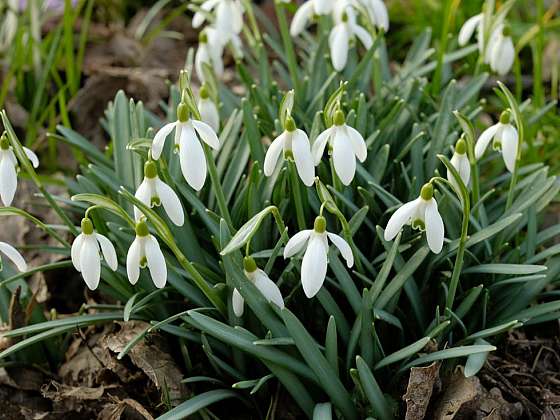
left=192, top=0, right=219, bottom=28
left=329, top=24, right=350, bottom=72
left=384, top=198, right=420, bottom=241
left=424, top=199, right=444, bottom=254
left=145, top=235, right=167, bottom=288
left=458, top=154, right=471, bottom=187
left=71, top=233, right=85, bottom=271
left=501, top=124, right=518, bottom=173
left=332, top=127, right=356, bottom=185
left=0, top=153, right=17, bottom=206
left=23, top=147, right=39, bottom=168
left=80, top=236, right=101, bottom=290
left=95, top=233, right=118, bottom=271
left=254, top=269, right=284, bottom=309
left=314, top=0, right=334, bottom=15
left=458, top=14, right=482, bottom=46
left=195, top=45, right=211, bottom=82
left=152, top=122, right=177, bottom=160
left=327, top=233, right=354, bottom=268
left=134, top=179, right=152, bottom=221
left=0, top=241, right=27, bottom=272
left=492, top=36, right=514, bottom=76
left=301, top=235, right=328, bottom=298
left=345, top=126, right=367, bottom=162
left=155, top=178, right=184, bottom=226
left=292, top=129, right=315, bottom=187
left=232, top=288, right=244, bottom=317
left=312, top=127, right=334, bottom=165
left=264, top=132, right=286, bottom=176
left=192, top=119, right=220, bottom=150
left=475, top=124, right=499, bottom=160
left=198, top=98, right=220, bottom=132
left=126, top=238, right=142, bottom=285
left=369, top=0, right=389, bottom=30
left=179, top=124, right=207, bottom=191
left=352, top=24, right=373, bottom=49
left=290, top=1, right=314, bottom=36
left=284, top=229, right=313, bottom=258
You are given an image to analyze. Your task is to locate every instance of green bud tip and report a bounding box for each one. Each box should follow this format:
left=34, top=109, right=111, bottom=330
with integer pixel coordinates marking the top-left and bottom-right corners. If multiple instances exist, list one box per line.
left=314, top=216, right=327, bottom=233
left=499, top=110, right=511, bottom=124
left=455, top=138, right=467, bottom=155
left=243, top=256, right=257, bottom=273
left=342, top=12, right=349, bottom=22
left=0, top=133, right=9, bottom=150
left=333, top=110, right=345, bottom=126
left=199, top=32, right=208, bottom=43
left=144, top=161, right=158, bottom=179
left=200, top=84, right=210, bottom=100
left=420, top=183, right=434, bottom=201
left=177, top=103, right=189, bottom=122
left=81, top=218, right=94, bottom=235
left=135, top=221, right=150, bottom=237
left=285, top=116, right=296, bottom=132
left=502, top=25, right=511, bottom=37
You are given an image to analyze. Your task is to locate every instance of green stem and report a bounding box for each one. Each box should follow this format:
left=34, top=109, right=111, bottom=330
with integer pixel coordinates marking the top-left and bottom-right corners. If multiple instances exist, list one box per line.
left=288, top=159, right=307, bottom=230
left=446, top=198, right=470, bottom=310
left=204, top=143, right=234, bottom=230
left=274, top=0, right=300, bottom=91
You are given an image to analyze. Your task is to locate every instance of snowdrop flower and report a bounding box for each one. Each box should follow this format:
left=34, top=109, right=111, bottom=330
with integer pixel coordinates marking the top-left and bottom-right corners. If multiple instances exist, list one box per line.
left=357, top=0, right=389, bottom=31
left=134, top=161, right=184, bottom=226
left=284, top=216, right=354, bottom=298
left=151, top=103, right=220, bottom=191
left=329, top=5, right=373, bottom=71
left=71, top=218, right=118, bottom=290
left=198, top=84, right=220, bottom=132
left=264, top=116, right=315, bottom=186
left=384, top=183, right=444, bottom=254
left=458, top=13, right=484, bottom=50
left=192, top=0, right=244, bottom=37
left=290, top=0, right=334, bottom=36
left=0, top=0, right=18, bottom=52
left=0, top=241, right=27, bottom=272
left=485, top=25, right=514, bottom=76
left=0, top=133, right=39, bottom=206
left=195, top=29, right=225, bottom=82
left=232, top=256, right=284, bottom=317
left=447, top=138, right=470, bottom=192
left=475, top=110, right=518, bottom=173
left=127, top=221, right=167, bottom=288
left=312, top=110, right=367, bottom=185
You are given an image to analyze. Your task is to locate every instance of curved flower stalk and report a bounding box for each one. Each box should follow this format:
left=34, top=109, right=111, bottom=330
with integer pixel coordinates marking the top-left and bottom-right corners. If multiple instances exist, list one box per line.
left=134, top=161, right=184, bottom=226
left=192, top=0, right=244, bottom=37
left=198, top=84, right=220, bottom=132
left=71, top=218, right=118, bottom=290
left=195, top=28, right=225, bottom=81
left=0, top=132, right=39, bottom=206
left=485, top=24, right=514, bottom=76
left=289, top=0, right=335, bottom=36
left=232, top=256, right=284, bottom=317
left=127, top=220, right=167, bottom=289
left=312, top=110, right=367, bottom=185
left=0, top=241, right=27, bottom=272
left=151, top=102, right=220, bottom=191
left=384, top=183, right=445, bottom=254
left=356, top=0, right=389, bottom=31
left=264, top=116, right=315, bottom=186
left=475, top=109, right=518, bottom=173
left=284, top=215, right=354, bottom=298
left=447, top=138, right=470, bottom=192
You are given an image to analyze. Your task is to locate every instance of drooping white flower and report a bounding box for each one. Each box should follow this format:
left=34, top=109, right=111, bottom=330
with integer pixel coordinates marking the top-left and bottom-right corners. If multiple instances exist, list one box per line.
left=263, top=116, right=315, bottom=186
left=134, top=161, right=184, bottom=226
left=284, top=216, right=354, bottom=298
left=312, top=110, right=367, bottom=185
left=0, top=241, right=27, bottom=272
left=198, top=84, right=220, bottom=132
left=232, top=256, right=284, bottom=317
left=192, top=0, right=244, bottom=37
left=151, top=103, right=220, bottom=191
left=290, top=0, right=335, bottom=36
left=0, top=133, right=39, bottom=206
left=485, top=25, right=514, bottom=76
left=71, top=218, right=118, bottom=290
left=195, top=28, right=225, bottom=81
left=458, top=13, right=484, bottom=49
left=127, top=220, right=167, bottom=289
left=474, top=110, right=518, bottom=173
left=384, top=183, right=445, bottom=254
left=356, top=0, right=389, bottom=31
left=447, top=137, right=470, bottom=192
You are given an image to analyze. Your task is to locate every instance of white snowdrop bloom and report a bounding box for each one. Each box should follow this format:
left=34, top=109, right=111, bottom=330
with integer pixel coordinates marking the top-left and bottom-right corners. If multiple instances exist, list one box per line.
left=384, top=183, right=445, bottom=254
left=329, top=5, right=373, bottom=71
left=290, top=0, right=335, bottom=36
left=458, top=13, right=484, bottom=48
left=0, top=0, right=18, bottom=52
left=447, top=138, right=470, bottom=192
left=284, top=216, right=354, bottom=298
left=134, top=161, right=184, bottom=226
left=0, top=241, right=27, bottom=272
left=232, top=256, right=284, bottom=317
left=195, top=28, right=225, bottom=81
left=71, top=218, right=118, bottom=290
left=312, top=110, right=367, bottom=185
left=198, top=85, right=220, bottom=132
left=357, top=0, right=389, bottom=31
left=151, top=103, right=220, bottom=191
left=486, top=25, right=514, bottom=76
left=474, top=110, right=518, bottom=173
left=192, top=0, right=244, bottom=36
left=264, top=116, right=315, bottom=186
left=0, top=133, right=39, bottom=207
left=127, top=221, right=167, bottom=289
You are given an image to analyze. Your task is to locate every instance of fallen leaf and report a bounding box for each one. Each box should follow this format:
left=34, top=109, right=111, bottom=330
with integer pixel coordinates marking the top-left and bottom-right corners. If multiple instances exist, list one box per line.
left=404, top=361, right=441, bottom=420
left=433, top=367, right=478, bottom=420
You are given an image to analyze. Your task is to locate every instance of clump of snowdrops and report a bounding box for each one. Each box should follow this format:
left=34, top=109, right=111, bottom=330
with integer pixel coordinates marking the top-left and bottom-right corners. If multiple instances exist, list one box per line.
left=1, top=0, right=559, bottom=418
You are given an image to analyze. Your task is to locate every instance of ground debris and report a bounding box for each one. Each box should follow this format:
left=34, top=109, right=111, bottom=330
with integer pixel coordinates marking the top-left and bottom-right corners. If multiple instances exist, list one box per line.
left=404, top=361, right=441, bottom=420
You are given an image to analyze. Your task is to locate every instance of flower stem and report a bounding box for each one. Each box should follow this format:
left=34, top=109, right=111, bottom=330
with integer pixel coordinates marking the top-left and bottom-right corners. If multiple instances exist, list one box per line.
left=288, top=160, right=306, bottom=230
left=274, top=0, right=300, bottom=91
left=204, top=144, right=233, bottom=230
left=446, top=197, right=470, bottom=310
